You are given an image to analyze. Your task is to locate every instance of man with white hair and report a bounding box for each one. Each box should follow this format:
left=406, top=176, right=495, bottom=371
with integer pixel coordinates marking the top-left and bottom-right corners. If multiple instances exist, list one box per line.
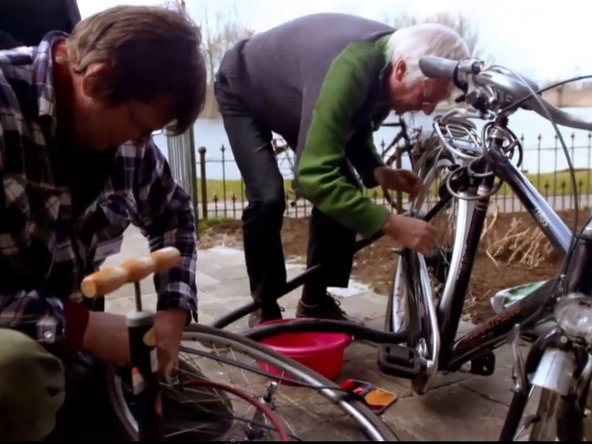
left=215, top=13, right=470, bottom=325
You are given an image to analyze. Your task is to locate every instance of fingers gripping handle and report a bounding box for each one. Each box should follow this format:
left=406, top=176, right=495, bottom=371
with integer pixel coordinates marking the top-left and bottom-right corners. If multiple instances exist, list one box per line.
left=81, top=247, right=182, bottom=298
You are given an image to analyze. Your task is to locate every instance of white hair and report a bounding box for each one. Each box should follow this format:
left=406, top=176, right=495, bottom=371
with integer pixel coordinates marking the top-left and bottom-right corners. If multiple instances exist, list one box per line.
left=385, top=23, right=470, bottom=83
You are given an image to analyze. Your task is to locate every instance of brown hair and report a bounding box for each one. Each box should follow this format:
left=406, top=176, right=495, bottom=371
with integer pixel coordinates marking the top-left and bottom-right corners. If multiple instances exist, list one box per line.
left=65, top=4, right=206, bottom=135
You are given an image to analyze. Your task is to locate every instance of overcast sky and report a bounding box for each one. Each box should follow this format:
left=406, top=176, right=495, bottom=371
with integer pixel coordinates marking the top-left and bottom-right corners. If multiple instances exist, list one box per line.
left=76, top=0, right=591, bottom=83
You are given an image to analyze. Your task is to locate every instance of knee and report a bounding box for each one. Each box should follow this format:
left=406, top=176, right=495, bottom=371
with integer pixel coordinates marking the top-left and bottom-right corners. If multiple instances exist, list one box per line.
left=259, top=196, right=286, bottom=215
left=247, top=194, right=286, bottom=221
left=0, top=329, right=65, bottom=440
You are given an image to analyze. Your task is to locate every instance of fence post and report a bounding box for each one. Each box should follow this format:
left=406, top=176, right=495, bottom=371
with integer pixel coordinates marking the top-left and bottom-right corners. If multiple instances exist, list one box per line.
left=221, top=144, right=228, bottom=218
left=198, top=146, right=208, bottom=220
left=395, top=150, right=403, bottom=213
left=187, top=127, right=199, bottom=226
left=588, top=133, right=591, bottom=209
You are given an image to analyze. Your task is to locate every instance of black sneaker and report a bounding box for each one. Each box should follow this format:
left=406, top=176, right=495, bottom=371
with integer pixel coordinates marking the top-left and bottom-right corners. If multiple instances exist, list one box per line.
left=296, top=296, right=363, bottom=324
left=248, top=303, right=284, bottom=327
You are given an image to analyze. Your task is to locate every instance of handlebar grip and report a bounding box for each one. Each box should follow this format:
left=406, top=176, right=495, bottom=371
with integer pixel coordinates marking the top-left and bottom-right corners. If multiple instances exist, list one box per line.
left=81, top=247, right=182, bottom=298
left=418, top=56, right=458, bottom=79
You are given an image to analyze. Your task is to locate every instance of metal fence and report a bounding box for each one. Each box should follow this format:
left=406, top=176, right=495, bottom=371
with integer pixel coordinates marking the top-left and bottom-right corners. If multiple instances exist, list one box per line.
left=194, top=131, right=592, bottom=221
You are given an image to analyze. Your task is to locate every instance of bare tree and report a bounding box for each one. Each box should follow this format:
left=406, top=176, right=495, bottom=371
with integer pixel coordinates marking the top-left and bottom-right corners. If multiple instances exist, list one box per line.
left=200, top=4, right=255, bottom=117
left=383, top=11, right=491, bottom=60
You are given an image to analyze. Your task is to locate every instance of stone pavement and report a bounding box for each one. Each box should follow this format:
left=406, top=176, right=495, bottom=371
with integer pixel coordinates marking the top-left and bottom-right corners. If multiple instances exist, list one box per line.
left=103, top=226, right=526, bottom=441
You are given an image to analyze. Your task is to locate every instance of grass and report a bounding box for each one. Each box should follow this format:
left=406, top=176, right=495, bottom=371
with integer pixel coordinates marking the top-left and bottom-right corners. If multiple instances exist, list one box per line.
left=197, top=169, right=592, bottom=202
left=197, top=217, right=237, bottom=232
left=501, top=169, right=592, bottom=195
left=197, top=178, right=296, bottom=201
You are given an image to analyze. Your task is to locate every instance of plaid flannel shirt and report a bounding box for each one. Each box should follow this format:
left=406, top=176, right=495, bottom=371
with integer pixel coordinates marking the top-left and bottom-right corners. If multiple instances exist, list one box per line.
left=0, top=31, right=198, bottom=342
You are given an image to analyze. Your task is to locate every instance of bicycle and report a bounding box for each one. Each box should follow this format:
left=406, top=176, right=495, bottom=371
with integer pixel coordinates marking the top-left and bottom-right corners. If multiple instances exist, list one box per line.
left=79, top=246, right=397, bottom=441
left=378, top=113, right=442, bottom=212
left=379, top=114, right=423, bottom=168
left=272, top=118, right=432, bottom=213
left=213, top=56, right=592, bottom=441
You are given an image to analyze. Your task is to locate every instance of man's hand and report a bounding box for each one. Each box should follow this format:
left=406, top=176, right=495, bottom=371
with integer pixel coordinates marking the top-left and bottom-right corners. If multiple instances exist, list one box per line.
left=80, top=307, right=189, bottom=377
left=154, top=308, right=189, bottom=377
left=374, top=166, right=422, bottom=199
left=382, top=213, right=437, bottom=256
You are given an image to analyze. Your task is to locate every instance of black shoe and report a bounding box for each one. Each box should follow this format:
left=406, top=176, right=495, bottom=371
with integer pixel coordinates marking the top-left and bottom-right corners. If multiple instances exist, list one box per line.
left=248, top=303, right=284, bottom=327
left=296, top=295, right=363, bottom=324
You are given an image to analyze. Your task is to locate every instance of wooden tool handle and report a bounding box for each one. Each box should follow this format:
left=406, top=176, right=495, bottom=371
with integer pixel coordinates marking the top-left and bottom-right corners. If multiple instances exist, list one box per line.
left=81, top=247, right=181, bottom=298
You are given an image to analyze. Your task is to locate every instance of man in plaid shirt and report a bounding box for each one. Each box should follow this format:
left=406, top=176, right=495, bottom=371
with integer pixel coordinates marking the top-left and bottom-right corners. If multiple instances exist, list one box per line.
left=0, top=5, right=210, bottom=440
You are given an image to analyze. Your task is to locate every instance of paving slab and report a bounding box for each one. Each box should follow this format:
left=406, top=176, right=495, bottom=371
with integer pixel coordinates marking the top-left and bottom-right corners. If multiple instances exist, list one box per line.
left=381, top=381, right=511, bottom=441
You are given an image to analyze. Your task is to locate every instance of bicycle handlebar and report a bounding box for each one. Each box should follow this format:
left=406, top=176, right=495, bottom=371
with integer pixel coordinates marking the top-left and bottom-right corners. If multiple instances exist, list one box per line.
left=419, top=55, right=592, bottom=132
left=80, top=247, right=181, bottom=298
left=418, top=56, right=459, bottom=80
left=419, top=56, right=484, bottom=92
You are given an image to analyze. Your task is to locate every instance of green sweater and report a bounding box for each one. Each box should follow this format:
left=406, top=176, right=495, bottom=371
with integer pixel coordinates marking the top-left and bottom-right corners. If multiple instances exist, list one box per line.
left=297, top=36, right=393, bottom=238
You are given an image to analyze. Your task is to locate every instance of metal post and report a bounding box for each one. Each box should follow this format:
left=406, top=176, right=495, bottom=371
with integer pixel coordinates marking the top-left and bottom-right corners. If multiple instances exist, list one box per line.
left=199, top=147, right=208, bottom=220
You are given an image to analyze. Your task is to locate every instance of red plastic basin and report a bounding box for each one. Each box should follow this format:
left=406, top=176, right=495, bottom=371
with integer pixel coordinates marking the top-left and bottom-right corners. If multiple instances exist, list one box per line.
left=257, top=318, right=353, bottom=381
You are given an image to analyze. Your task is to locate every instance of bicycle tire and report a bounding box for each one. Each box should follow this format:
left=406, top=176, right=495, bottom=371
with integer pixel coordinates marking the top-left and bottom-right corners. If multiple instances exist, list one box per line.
left=387, top=150, right=460, bottom=394
left=107, top=323, right=397, bottom=441
left=388, top=151, right=457, bottom=334
left=184, top=378, right=291, bottom=441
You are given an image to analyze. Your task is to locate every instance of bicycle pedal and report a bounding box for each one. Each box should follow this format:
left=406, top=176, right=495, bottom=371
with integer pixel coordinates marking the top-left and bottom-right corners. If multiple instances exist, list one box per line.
left=377, top=343, right=423, bottom=378
left=466, top=351, right=496, bottom=376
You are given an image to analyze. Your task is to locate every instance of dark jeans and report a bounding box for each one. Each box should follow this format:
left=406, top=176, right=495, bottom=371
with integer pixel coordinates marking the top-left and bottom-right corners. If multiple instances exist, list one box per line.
left=214, top=74, right=357, bottom=308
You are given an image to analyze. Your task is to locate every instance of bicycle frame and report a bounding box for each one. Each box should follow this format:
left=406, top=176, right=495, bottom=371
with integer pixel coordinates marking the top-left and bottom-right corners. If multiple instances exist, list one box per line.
left=238, top=115, right=592, bottom=379
left=427, top=130, right=568, bottom=370
left=405, top=114, right=592, bottom=378
left=380, top=116, right=413, bottom=159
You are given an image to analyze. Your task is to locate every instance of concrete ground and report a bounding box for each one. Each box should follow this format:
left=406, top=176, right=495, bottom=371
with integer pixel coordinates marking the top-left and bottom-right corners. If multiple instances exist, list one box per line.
left=102, top=226, right=534, bottom=441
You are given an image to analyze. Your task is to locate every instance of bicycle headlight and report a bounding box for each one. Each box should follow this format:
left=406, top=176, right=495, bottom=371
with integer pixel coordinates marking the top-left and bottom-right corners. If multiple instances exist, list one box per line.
left=554, top=293, right=592, bottom=343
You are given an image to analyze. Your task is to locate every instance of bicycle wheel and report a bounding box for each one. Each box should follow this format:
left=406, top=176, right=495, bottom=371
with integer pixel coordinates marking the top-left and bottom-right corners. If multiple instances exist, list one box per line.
left=387, top=148, right=458, bottom=335
left=107, top=324, right=397, bottom=441
left=386, top=144, right=462, bottom=394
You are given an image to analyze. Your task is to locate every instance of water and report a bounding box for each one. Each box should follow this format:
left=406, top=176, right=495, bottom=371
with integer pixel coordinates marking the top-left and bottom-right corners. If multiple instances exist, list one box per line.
left=152, top=107, right=592, bottom=180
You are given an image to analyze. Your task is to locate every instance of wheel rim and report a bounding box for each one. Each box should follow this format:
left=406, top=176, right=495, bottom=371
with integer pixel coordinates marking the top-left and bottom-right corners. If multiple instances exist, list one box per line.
left=107, top=325, right=397, bottom=441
